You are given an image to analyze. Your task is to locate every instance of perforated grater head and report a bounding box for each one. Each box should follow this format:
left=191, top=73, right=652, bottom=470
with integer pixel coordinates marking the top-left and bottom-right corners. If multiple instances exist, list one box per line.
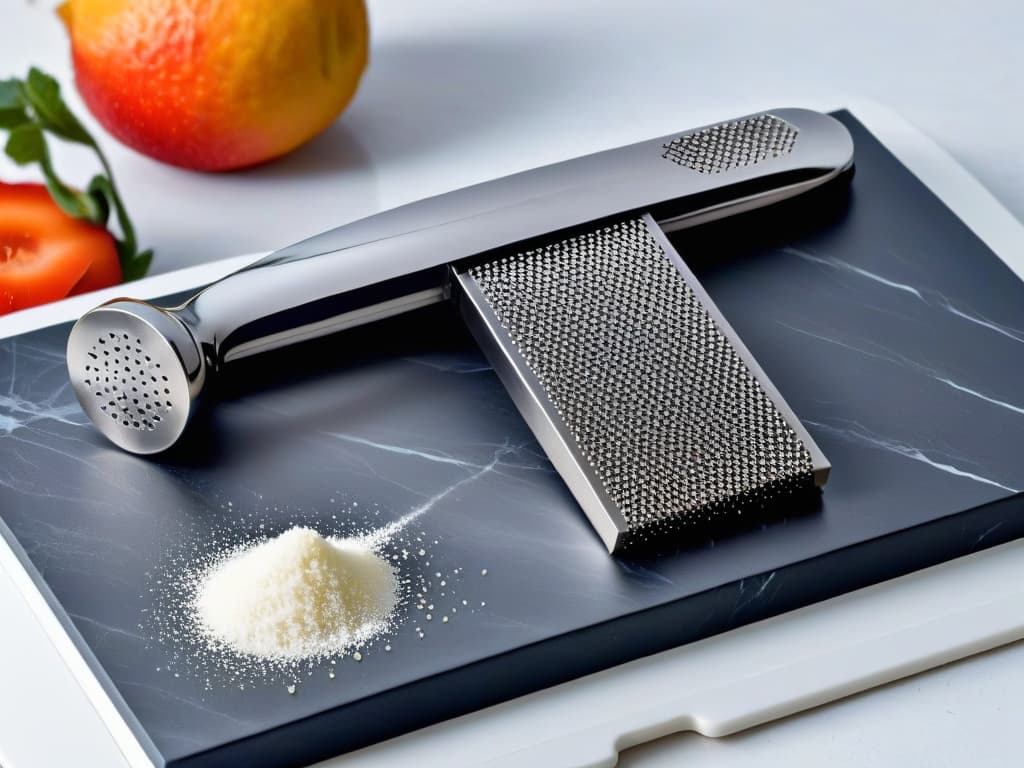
left=661, top=114, right=799, bottom=174
left=67, top=300, right=205, bottom=454
left=455, top=215, right=828, bottom=551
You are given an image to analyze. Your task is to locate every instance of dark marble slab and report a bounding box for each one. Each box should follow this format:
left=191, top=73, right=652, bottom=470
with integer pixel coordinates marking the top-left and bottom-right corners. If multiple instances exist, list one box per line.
left=2, top=112, right=1024, bottom=767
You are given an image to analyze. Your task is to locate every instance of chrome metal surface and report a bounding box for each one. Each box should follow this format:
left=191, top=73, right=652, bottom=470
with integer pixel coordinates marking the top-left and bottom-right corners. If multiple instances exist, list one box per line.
left=66, top=300, right=204, bottom=454
left=68, top=107, right=853, bottom=457
left=456, top=215, right=825, bottom=552
left=456, top=268, right=630, bottom=550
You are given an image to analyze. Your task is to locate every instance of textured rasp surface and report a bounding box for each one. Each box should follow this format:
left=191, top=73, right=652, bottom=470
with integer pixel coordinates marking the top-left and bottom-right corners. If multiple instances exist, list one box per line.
left=662, top=114, right=798, bottom=174
left=469, top=217, right=814, bottom=536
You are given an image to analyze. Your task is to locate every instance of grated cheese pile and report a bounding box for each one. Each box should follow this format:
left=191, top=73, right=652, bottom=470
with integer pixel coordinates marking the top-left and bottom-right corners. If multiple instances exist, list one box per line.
left=195, top=527, right=397, bottom=660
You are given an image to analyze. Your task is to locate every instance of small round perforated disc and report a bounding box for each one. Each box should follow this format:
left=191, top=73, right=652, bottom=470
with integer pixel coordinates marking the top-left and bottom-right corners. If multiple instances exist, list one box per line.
left=67, top=302, right=200, bottom=454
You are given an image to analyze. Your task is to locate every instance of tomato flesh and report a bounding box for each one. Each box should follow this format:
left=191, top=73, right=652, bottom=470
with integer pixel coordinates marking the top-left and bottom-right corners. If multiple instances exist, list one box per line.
left=0, top=182, right=121, bottom=315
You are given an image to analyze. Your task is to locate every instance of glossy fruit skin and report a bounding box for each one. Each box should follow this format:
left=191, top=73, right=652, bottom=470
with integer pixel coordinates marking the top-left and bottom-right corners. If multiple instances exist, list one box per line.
left=61, top=0, right=369, bottom=171
left=0, top=182, right=121, bottom=314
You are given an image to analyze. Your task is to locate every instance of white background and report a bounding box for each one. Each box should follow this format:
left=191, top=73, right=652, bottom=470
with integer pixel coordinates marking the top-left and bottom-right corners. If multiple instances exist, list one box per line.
left=2, top=1, right=1023, bottom=766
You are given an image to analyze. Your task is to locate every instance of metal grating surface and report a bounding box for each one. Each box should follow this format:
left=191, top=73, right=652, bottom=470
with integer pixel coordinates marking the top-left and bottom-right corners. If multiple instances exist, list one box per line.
left=80, top=331, right=174, bottom=433
left=662, top=114, right=798, bottom=174
left=468, top=217, right=814, bottom=537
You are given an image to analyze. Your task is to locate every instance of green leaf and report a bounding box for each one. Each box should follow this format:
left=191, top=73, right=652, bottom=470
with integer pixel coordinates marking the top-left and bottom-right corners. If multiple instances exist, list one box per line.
left=41, top=176, right=96, bottom=220
left=89, top=173, right=136, bottom=248
left=22, top=67, right=94, bottom=146
left=86, top=175, right=111, bottom=225
left=0, top=106, right=29, bottom=130
left=40, top=164, right=104, bottom=222
left=90, top=173, right=151, bottom=279
left=0, top=79, right=24, bottom=110
left=5, top=121, right=104, bottom=222
left=121, top=248, right=153, bottom=282
left=4, top=122, right=46, bottom=164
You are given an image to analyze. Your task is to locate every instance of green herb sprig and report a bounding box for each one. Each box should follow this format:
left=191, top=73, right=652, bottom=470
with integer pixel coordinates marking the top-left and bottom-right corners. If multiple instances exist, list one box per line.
left=0, top=67, right=151, bottom=280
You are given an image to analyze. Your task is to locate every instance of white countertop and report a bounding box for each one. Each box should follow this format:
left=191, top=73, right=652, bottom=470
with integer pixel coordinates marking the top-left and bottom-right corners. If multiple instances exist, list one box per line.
left=2, top=1, right=1023, bottom=766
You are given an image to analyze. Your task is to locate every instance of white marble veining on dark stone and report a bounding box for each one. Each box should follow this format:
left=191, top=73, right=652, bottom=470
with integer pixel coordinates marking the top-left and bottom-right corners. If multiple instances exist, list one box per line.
left=1, top=112, right=1023, bottom=767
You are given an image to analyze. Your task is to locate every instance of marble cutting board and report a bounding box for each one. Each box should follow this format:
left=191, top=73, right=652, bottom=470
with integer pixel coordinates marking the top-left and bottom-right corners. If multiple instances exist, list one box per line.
left=2, top=111, right=1024, bottom=768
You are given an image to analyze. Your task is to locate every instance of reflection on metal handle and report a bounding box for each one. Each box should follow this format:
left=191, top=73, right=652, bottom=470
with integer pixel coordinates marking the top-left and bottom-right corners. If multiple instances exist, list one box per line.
left=181, top=108, right=853, bottom=368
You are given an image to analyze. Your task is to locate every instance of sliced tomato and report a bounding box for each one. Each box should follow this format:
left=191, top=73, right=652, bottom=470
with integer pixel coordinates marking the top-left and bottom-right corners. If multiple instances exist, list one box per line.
left=0, top=181, right=121, bottom=315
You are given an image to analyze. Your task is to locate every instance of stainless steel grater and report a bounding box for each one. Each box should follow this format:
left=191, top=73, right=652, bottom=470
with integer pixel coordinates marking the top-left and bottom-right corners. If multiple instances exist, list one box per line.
left=457, top=215, right=827, bottom=549
left=67, top=108, right=852, bottom=551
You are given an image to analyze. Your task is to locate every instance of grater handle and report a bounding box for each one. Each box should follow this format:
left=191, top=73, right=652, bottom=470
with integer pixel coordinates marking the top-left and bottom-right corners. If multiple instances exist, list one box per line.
left=174, top=109, right=852, bottom=366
